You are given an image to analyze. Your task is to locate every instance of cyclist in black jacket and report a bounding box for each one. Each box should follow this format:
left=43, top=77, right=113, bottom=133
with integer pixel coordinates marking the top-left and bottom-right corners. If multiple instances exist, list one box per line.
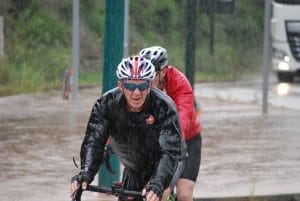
left=71, top=55, right=187, bottom=201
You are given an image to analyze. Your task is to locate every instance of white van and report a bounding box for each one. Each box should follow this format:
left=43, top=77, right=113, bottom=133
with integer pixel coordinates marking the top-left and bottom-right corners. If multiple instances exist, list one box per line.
left=271, top=0, right=300, bottom=82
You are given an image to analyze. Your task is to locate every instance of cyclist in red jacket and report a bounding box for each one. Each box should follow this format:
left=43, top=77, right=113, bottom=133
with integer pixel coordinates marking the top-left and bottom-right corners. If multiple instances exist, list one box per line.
left=140, top=46, right=202, bottom=201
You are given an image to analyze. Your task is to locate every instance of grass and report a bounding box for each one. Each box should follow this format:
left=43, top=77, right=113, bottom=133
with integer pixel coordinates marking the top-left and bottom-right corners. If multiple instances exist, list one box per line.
left=0, top=0, right=264, bottom=97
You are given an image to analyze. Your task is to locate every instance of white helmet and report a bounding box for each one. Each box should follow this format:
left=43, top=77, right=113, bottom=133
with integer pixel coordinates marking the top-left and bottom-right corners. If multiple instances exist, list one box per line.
left=116, top=55, right=156, bottom=81
left=139, top=46, right=168, bottom=71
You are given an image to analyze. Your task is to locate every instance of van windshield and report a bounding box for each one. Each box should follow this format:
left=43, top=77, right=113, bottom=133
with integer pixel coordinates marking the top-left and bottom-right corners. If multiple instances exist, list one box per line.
left=275, top=0, right=300, bottom=4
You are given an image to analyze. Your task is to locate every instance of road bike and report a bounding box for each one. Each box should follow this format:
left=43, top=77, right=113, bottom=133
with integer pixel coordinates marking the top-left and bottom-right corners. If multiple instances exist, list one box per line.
left=71, top=182, right=143, bottom=201
left=70, top=145, right=178, bottom=201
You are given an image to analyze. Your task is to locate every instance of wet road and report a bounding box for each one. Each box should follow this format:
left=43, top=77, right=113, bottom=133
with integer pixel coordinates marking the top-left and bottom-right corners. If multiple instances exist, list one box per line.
left=0, top=90, right=97, bottom=201
left=195, top=73, right=300, bottom=111
left=194, top=73, right=300, bottom=198
left=0, top=76, right=300, bottom=201
left=196, top=99, right=300, bottom=198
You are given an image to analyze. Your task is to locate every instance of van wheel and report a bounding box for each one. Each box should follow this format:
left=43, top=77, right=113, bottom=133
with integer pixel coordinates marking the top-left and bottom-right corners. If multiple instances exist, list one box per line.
left=277, top=72, right=294, bottom=82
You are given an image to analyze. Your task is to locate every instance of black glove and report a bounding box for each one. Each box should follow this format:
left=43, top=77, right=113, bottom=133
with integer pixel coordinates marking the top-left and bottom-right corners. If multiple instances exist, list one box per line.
left=146, top=182, right=163, bottom=199
left=71, top=174, right=90, bottom=184
left=70, top=174, right=88, bottom=201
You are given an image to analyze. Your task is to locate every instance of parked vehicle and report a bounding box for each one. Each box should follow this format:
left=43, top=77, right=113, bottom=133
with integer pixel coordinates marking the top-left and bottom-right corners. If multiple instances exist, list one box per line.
left=271, top=0, right=300, bottom=82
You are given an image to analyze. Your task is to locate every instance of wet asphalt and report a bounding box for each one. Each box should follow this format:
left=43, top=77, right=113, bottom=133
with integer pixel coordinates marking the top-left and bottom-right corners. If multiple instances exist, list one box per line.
left=0, top=78, right=300, bottom=201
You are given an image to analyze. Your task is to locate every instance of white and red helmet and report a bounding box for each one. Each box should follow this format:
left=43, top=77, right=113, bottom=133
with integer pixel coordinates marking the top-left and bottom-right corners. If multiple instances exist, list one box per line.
left=116, top=55, right=156, bottom=81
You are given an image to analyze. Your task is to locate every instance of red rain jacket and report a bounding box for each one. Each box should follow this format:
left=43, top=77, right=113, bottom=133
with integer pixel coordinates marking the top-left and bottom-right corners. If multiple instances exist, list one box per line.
left=163, top=66, right=201, bottom=140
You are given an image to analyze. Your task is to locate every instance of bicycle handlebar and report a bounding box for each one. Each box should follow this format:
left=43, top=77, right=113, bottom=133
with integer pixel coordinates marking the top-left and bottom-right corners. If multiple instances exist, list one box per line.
left=88, top=184, right=143, bottom=197
left=71, top=183, right=143, bottom=201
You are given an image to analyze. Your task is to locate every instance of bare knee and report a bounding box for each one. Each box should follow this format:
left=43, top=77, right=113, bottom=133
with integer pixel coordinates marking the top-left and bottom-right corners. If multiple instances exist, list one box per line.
left=177, top=191, right=193, bottom=201
left=176, top=179, right=195, bottom=201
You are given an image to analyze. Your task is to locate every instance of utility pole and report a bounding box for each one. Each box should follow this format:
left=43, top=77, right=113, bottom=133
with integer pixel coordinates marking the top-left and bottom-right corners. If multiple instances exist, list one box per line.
left=262, top=0, right=271, bottom=114
left=99, top=0, right=124, bottom=187
left=71, top=0, right=80, bottom=101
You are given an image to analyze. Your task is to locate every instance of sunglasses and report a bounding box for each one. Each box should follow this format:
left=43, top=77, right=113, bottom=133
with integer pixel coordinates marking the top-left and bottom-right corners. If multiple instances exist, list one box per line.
left=122, top=81, right=150, bottom=92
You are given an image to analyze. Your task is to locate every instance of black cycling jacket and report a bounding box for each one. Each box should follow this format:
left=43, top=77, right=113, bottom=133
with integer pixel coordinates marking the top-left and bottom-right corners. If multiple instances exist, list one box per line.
left=79, top=87, right=186, bottom=193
